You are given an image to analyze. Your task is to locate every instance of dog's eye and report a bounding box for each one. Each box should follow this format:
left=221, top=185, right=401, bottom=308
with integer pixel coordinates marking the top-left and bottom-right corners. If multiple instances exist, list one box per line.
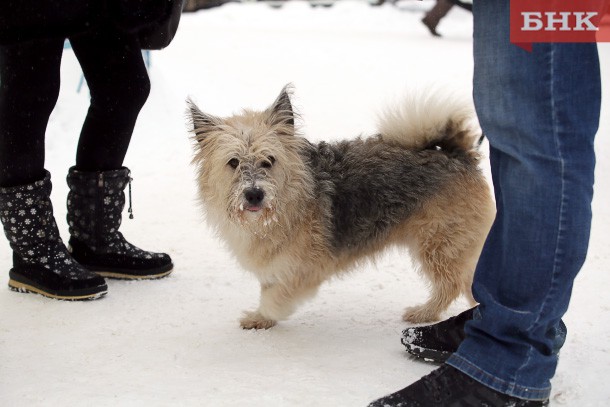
left=261, top=156, right=276, bottom=169
left=227, top=158, right=239, bottom=169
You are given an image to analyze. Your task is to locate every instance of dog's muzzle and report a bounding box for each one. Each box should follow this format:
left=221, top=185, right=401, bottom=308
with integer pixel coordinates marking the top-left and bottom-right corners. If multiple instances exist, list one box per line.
left=243, top=187, right=265, bottom=212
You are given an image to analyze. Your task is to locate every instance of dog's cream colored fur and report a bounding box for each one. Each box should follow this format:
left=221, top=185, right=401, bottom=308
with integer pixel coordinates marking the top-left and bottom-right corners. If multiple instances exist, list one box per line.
left=188, top=86, right=495, bottom=329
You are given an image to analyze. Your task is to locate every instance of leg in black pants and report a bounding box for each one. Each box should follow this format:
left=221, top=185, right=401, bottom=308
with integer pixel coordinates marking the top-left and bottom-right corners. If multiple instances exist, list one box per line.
left=0, top=27, right=149, bottom=183
left=0, top=38, right=108, bottom=300
left=0, top=27, right=171, bottom=300
left=0, top=39, right=64, bottom=187
left=66, top=28, right=173, bottom=281
left=70, top=27, right=150, bottom=172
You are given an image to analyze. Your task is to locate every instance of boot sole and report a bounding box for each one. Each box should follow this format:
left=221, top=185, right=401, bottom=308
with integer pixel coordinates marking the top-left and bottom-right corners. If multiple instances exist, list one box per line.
left=8, top=279, right=107, bottom=301
left=95, top=269, right=173, bottom=280
left=89, top=263, right=174, bottom=280
left=402, top=340, right=451, bottom=364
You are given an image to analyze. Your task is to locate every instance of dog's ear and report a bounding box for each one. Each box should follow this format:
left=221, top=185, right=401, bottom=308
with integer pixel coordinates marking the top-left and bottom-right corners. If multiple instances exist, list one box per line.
left=266, top=84, right=294, bottom=133
left=186, top=97, right=222, bottom=142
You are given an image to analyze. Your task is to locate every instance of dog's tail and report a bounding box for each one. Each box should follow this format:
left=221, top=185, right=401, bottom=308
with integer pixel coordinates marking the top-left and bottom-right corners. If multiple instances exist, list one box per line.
left=377, top=91, right=481, bottom=153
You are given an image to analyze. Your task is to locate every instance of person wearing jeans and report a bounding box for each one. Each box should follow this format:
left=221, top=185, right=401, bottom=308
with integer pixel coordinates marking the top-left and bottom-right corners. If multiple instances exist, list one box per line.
left=369, top=0, right=601, bottom=405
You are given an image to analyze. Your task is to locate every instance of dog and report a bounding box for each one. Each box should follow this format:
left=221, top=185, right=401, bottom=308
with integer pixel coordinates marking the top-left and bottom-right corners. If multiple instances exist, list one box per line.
left=187, top=85, right=495, bottom=329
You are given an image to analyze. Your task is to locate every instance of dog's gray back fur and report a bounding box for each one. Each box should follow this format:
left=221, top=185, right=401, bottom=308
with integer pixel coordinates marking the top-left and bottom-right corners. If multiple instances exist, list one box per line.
left=305, top=136, right=479, bottom=255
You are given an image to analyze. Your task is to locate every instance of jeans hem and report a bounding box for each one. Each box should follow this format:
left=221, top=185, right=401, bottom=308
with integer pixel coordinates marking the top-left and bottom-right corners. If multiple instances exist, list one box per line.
left=447, top=354, right=551, bottom=401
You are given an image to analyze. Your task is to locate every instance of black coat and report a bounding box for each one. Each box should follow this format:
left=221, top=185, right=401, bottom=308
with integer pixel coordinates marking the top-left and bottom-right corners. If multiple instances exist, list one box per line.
left=0, top=0, right=179, bottom=47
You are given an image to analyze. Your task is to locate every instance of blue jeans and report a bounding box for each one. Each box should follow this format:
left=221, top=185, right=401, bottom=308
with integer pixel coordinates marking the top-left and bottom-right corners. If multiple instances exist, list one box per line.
left=446, top=1, right=601, bottom=401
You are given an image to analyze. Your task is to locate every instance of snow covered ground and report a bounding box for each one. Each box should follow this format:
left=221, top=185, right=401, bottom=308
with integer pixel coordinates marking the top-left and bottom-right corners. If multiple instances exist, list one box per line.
left=1, top=1, right=609, bottom=406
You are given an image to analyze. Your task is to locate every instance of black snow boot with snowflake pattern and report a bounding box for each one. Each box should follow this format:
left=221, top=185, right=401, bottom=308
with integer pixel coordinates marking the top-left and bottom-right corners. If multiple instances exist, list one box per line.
left=66, top=167, right=173, bottom=279
left=0, top=172, right=108, bottom=300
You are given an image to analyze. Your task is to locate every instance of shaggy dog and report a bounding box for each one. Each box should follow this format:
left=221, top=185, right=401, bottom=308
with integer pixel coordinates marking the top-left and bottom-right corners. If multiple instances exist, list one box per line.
left=187, top=85, right=495, bottom=329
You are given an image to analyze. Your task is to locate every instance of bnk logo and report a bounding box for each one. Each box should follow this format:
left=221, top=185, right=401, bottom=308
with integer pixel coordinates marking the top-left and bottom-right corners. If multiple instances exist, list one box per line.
left=510, top=0, right=610, bottom=50
left=521, top=12, right=599, bottom=31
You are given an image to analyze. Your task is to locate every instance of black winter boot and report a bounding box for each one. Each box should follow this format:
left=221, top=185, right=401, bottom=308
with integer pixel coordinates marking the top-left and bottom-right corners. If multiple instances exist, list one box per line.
left=368, top=364, right=549, bottom=406
left=66, top=167, right=173, bottom=279
left=402, top=307, right=567, bottom=363
left=0, top=172, right=107, bottom=300
left=402, top=307, right=475, bottom=363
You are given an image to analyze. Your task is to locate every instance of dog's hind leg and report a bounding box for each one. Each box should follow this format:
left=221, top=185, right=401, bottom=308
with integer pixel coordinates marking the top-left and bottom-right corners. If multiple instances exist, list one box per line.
left=403, top=246, right=481, bottom=323
left=402, top=250, right=465, bottom=324
left=403, top=178, right=494, bottom=323
left=240, top=278, right=321, bottom=329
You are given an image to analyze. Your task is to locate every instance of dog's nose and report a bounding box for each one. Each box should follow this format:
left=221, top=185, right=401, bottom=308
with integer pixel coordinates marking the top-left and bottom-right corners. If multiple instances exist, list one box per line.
left=244, top=188, right=264, bottom=206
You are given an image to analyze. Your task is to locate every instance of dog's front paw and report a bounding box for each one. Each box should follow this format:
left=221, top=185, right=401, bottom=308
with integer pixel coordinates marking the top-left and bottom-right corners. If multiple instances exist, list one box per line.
left=240, top=311, right=277, bottom=330
left=403, top=305, right=440, bottom=324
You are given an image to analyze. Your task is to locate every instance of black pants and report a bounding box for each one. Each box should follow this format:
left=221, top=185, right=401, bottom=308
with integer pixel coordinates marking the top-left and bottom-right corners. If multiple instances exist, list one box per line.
left=0, top=26, right=150, bottom=187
